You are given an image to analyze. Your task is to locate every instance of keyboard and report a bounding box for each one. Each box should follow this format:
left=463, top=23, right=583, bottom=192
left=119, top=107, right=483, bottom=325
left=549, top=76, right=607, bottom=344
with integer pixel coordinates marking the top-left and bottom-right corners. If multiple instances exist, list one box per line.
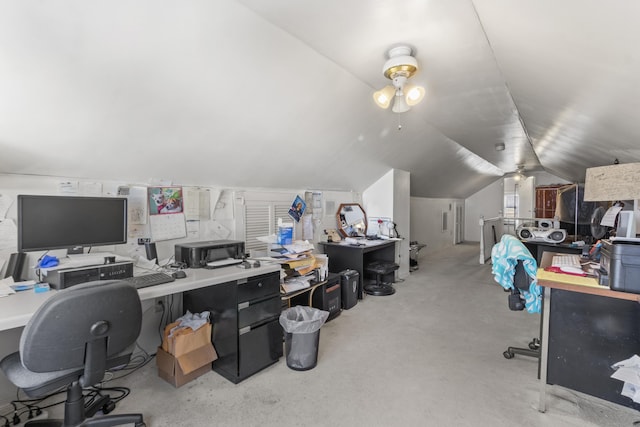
left=123, top=272, right=175, bottom=289
left=551, top=254, right=581, bottom=268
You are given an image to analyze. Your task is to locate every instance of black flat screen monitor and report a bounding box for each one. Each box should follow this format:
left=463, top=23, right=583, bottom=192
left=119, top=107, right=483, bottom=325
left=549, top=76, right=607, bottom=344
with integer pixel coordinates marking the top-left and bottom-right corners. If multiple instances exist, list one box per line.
left=17, top=195, right=128, bottom=252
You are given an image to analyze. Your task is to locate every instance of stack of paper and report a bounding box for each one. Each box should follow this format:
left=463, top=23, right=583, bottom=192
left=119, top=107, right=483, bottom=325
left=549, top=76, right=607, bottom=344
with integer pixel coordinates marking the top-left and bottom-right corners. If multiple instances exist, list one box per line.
left=611, top=354, right=640, bottom=403
left=281, top=277, right=311, bottom=294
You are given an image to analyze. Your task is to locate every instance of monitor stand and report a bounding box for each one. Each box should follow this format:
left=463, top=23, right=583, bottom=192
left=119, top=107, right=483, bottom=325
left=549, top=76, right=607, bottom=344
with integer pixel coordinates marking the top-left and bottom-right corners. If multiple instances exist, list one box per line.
left=67, top=246, right=85, bottom=255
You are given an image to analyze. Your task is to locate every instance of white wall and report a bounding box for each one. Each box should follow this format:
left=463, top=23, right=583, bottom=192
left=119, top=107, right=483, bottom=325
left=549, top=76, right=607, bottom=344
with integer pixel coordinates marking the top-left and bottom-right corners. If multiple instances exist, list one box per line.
left=464, top=178, right=503, bottom=242
left=362, top=170, right=394, bottom=218
left=410, top=197, right=463, bottom=257
left=362, top=169, right=411, bottom=278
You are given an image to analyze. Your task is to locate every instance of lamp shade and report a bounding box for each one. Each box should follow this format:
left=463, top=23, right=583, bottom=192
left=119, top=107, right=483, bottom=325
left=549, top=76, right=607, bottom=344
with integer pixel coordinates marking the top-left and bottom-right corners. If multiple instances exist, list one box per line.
left=392, top=94, right=410, bottom=113
left=405, top=85, right=425, bottom=106
left=373, top=85, right=395, bottom=109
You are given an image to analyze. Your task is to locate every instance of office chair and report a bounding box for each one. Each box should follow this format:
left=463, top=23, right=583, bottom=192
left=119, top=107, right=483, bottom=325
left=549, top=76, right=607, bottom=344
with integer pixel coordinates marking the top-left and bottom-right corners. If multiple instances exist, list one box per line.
left=0, top=280, right=146, bottom=427
left=502, top=260, right=541, bottom=360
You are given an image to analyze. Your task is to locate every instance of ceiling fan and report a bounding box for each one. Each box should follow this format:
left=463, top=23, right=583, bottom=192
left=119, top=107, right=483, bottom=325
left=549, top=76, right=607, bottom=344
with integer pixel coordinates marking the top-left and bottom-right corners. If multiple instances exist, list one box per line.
left=373, top=45, right=425, bottom=113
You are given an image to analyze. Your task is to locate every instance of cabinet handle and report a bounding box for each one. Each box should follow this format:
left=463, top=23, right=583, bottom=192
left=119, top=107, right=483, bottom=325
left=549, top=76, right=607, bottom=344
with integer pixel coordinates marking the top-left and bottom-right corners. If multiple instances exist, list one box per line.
left=238, top=278, right=248, bottom=284
left=257, top=281, right=263, bottom=288
left=239, top=326, right=251, bottom=335
left=238, top=301, right=250, bottom=310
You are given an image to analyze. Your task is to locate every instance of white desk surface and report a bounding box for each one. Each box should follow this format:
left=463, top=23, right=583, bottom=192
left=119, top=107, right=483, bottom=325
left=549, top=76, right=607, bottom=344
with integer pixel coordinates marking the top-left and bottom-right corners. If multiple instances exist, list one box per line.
left=0, top=263, right=281, bottom=332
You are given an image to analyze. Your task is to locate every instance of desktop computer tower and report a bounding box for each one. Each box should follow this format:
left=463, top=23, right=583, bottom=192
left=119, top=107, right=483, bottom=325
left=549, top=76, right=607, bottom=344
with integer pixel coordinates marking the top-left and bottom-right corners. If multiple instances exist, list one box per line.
left=311, top=273, right=342, bottom=321
left=339, top=269, right=359, bottom=310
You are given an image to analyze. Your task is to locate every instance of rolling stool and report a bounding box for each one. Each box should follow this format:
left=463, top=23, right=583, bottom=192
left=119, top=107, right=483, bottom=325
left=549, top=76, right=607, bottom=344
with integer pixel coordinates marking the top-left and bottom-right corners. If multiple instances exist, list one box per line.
left=364, top=261, right=399, bottom=296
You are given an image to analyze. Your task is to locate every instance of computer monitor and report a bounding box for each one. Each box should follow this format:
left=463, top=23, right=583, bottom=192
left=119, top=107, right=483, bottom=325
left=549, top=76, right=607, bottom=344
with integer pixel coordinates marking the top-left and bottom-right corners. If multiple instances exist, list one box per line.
left=17, top=195, right=128, bottom=253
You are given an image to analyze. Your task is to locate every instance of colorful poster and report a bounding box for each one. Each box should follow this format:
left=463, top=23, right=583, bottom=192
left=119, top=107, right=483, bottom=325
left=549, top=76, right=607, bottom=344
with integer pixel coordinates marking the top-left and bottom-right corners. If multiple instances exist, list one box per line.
left=288, top=195, right=306, bottom=222
left=148, top=186, right=183, bottom=215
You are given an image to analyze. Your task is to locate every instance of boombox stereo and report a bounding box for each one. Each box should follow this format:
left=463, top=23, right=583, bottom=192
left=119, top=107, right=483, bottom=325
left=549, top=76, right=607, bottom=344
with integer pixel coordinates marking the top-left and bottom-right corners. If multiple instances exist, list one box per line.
left=517, top=227, right=567, bottom=243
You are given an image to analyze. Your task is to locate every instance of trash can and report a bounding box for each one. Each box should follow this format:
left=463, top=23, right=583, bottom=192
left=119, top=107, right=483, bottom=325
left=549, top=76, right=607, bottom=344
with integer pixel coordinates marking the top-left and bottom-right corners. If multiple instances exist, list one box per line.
left=279, top=306, right=330, bottom=371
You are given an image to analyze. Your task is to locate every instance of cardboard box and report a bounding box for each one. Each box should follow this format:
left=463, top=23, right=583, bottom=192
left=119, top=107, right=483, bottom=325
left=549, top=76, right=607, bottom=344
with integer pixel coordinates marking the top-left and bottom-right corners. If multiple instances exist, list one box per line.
left=157, top=323, right=218, bottom=387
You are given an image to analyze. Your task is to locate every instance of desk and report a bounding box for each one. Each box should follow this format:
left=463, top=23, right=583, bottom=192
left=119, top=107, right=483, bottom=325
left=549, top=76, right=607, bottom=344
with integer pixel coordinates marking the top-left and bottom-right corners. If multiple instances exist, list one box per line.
left=537, top=270, right=640, bottom=412
left=0, top=264, right=281, bottom=332
left=281, top=281, right=325, bottom=308
left=319, top=240, right=396, bottom=298
left=523, top=241, right=583, bottom=264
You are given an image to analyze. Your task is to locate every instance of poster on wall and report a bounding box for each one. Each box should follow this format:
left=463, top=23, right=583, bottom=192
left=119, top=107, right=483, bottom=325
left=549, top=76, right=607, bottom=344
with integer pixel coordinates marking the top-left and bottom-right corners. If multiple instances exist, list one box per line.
left=288, top=195, right=306, bottom=222
left=148, top=186, right=183, bottom=215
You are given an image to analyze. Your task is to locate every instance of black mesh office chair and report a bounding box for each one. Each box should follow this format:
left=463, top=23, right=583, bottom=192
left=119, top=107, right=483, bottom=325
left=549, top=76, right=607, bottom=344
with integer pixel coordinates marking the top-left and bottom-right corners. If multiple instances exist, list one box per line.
left=0, top=280, right=146, bottom=427
left=502, top=260, right=541, bottom=360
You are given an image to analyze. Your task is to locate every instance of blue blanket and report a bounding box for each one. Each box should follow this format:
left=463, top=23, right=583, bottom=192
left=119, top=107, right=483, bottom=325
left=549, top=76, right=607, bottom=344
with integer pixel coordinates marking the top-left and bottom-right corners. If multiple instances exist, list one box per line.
left=491, top=234, right=541, bottom=313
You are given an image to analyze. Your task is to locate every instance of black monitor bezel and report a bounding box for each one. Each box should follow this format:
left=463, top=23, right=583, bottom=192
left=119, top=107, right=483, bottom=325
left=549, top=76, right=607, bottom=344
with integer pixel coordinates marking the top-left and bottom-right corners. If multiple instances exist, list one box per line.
left=17, top=194, right=128, bottom=253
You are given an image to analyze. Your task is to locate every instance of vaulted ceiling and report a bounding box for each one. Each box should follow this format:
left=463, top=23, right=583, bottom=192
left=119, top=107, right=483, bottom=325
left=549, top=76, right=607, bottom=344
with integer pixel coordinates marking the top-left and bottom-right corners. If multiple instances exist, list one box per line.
left=1, top=1, right=638, bottom=198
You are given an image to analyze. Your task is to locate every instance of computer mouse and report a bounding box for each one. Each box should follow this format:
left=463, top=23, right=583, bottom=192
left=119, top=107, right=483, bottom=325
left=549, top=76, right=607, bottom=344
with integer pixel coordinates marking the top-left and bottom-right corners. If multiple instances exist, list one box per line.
left=172, top=270, right=187, bottom=279
left=252, top=260, right=261, bottom=268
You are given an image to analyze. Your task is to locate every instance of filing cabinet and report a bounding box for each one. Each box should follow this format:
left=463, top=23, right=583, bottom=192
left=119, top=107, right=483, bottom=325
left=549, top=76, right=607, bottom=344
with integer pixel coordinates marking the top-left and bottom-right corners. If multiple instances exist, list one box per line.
left=183, top=271, right=282, bottom=383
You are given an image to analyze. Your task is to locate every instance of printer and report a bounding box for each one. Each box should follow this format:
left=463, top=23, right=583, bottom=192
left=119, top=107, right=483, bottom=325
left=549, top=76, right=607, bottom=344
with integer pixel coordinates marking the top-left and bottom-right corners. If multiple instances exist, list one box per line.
left=175, top=240, right=245, bottom=268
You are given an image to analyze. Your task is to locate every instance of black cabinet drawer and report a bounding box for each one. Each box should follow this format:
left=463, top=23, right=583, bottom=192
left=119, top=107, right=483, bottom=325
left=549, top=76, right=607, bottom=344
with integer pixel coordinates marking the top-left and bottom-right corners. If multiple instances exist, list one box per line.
left=237, top=272, right=279, bottom=302
left=238, top=296, right=281, bottom=330
left=238, top=319, right=282, bottom=378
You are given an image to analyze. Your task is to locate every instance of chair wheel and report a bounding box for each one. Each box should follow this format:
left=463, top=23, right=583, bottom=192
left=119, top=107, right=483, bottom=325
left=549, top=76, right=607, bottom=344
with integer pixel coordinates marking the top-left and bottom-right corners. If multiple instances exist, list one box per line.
left=503, top=351, right=514, bottom=359
left=102, top=400, right=116, bottom=414
left=528, top=342, right=538, bottom=350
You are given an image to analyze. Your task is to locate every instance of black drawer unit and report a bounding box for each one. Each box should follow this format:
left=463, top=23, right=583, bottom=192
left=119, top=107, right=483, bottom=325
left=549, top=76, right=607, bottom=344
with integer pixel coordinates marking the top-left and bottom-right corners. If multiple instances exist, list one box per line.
left=183, top=270, right=282, bottom=384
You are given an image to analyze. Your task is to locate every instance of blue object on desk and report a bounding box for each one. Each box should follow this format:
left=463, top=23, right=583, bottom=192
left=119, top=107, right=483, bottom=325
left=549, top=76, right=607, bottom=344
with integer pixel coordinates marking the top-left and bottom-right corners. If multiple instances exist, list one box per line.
left=38, top=255, right=59, bottom=268
left=10, top=283, right=34, bottom=292
left=34, top=283, right=50, bottom=293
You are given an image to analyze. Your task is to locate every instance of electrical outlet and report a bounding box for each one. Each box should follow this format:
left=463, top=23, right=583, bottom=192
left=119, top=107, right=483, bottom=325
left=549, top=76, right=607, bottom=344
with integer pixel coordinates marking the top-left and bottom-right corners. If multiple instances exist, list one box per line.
left=155, top=298, right=164, bottom=313
left=137, top=238, right=151, bottom=245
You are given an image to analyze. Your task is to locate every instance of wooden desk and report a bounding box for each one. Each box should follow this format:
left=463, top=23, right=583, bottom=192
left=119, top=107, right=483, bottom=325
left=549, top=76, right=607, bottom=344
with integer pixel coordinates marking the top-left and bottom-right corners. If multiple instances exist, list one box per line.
left=537, top=270, right=640, bottom=412
left=319, top=240, right=396, bottom=298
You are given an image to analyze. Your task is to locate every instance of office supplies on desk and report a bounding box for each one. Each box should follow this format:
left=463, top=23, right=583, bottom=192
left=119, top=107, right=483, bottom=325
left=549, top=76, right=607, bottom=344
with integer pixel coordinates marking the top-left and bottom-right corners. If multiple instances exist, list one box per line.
left=551, top=254, right=581, bottom=268
left=10, top=280, right=37, bottom=291
left=175, top=240, right=245, bottom=268
left=0, top=278, right=16, bottom=297
left=123, top=272, right=175, bottom=289
left=45, top=261, right=134, bottom=290
left=207, top=258, right=243, bottom=268
left=600, top=239, right=640, bottom=293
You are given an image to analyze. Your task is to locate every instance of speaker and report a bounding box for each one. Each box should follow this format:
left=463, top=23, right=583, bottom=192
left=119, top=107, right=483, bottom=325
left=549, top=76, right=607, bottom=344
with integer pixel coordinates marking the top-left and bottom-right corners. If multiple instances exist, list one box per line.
left=517, top=227, right=567, bottom=243
left=547, top=229, right=567, bottom=243
left=145, top=242, right=158, bottom=264
left=538, top=219, right=553, bottom=230
left=4, top=252, right=26, bottom=281
left=517, top=228, right=533, bottom=240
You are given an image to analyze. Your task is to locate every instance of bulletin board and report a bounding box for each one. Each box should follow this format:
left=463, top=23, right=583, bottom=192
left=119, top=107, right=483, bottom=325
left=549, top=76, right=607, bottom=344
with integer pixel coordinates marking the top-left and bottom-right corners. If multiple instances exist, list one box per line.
left=584, top=163, right=640, bottom=201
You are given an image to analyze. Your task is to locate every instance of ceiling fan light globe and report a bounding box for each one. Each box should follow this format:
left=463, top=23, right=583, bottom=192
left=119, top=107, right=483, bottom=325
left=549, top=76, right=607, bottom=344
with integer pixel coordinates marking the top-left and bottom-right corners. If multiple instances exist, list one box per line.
left=373, top=85, right=395, bottom=109
left=406, top=85, right=425, bottom=106
left=392, top=95, right=410, bottom=113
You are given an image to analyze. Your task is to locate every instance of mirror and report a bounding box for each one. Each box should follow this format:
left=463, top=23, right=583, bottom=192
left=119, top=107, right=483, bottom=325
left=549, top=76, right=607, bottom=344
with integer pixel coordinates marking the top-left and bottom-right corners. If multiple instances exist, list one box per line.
left=336, top=203, right=367, bottom=237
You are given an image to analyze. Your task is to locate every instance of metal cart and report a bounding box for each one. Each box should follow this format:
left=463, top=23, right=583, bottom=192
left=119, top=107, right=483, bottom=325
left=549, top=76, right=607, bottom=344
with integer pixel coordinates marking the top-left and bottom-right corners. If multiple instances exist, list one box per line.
left=409, top=242, right=426, bottom=271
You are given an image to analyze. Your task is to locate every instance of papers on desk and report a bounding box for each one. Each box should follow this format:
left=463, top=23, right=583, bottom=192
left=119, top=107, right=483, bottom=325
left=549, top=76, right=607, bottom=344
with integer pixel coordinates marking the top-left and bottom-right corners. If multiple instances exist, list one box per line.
left=281, top=277, right=311, bottom=294
left=0, top=277, right=16, bottom=297
left=611, top=354, right=640, bottom=403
